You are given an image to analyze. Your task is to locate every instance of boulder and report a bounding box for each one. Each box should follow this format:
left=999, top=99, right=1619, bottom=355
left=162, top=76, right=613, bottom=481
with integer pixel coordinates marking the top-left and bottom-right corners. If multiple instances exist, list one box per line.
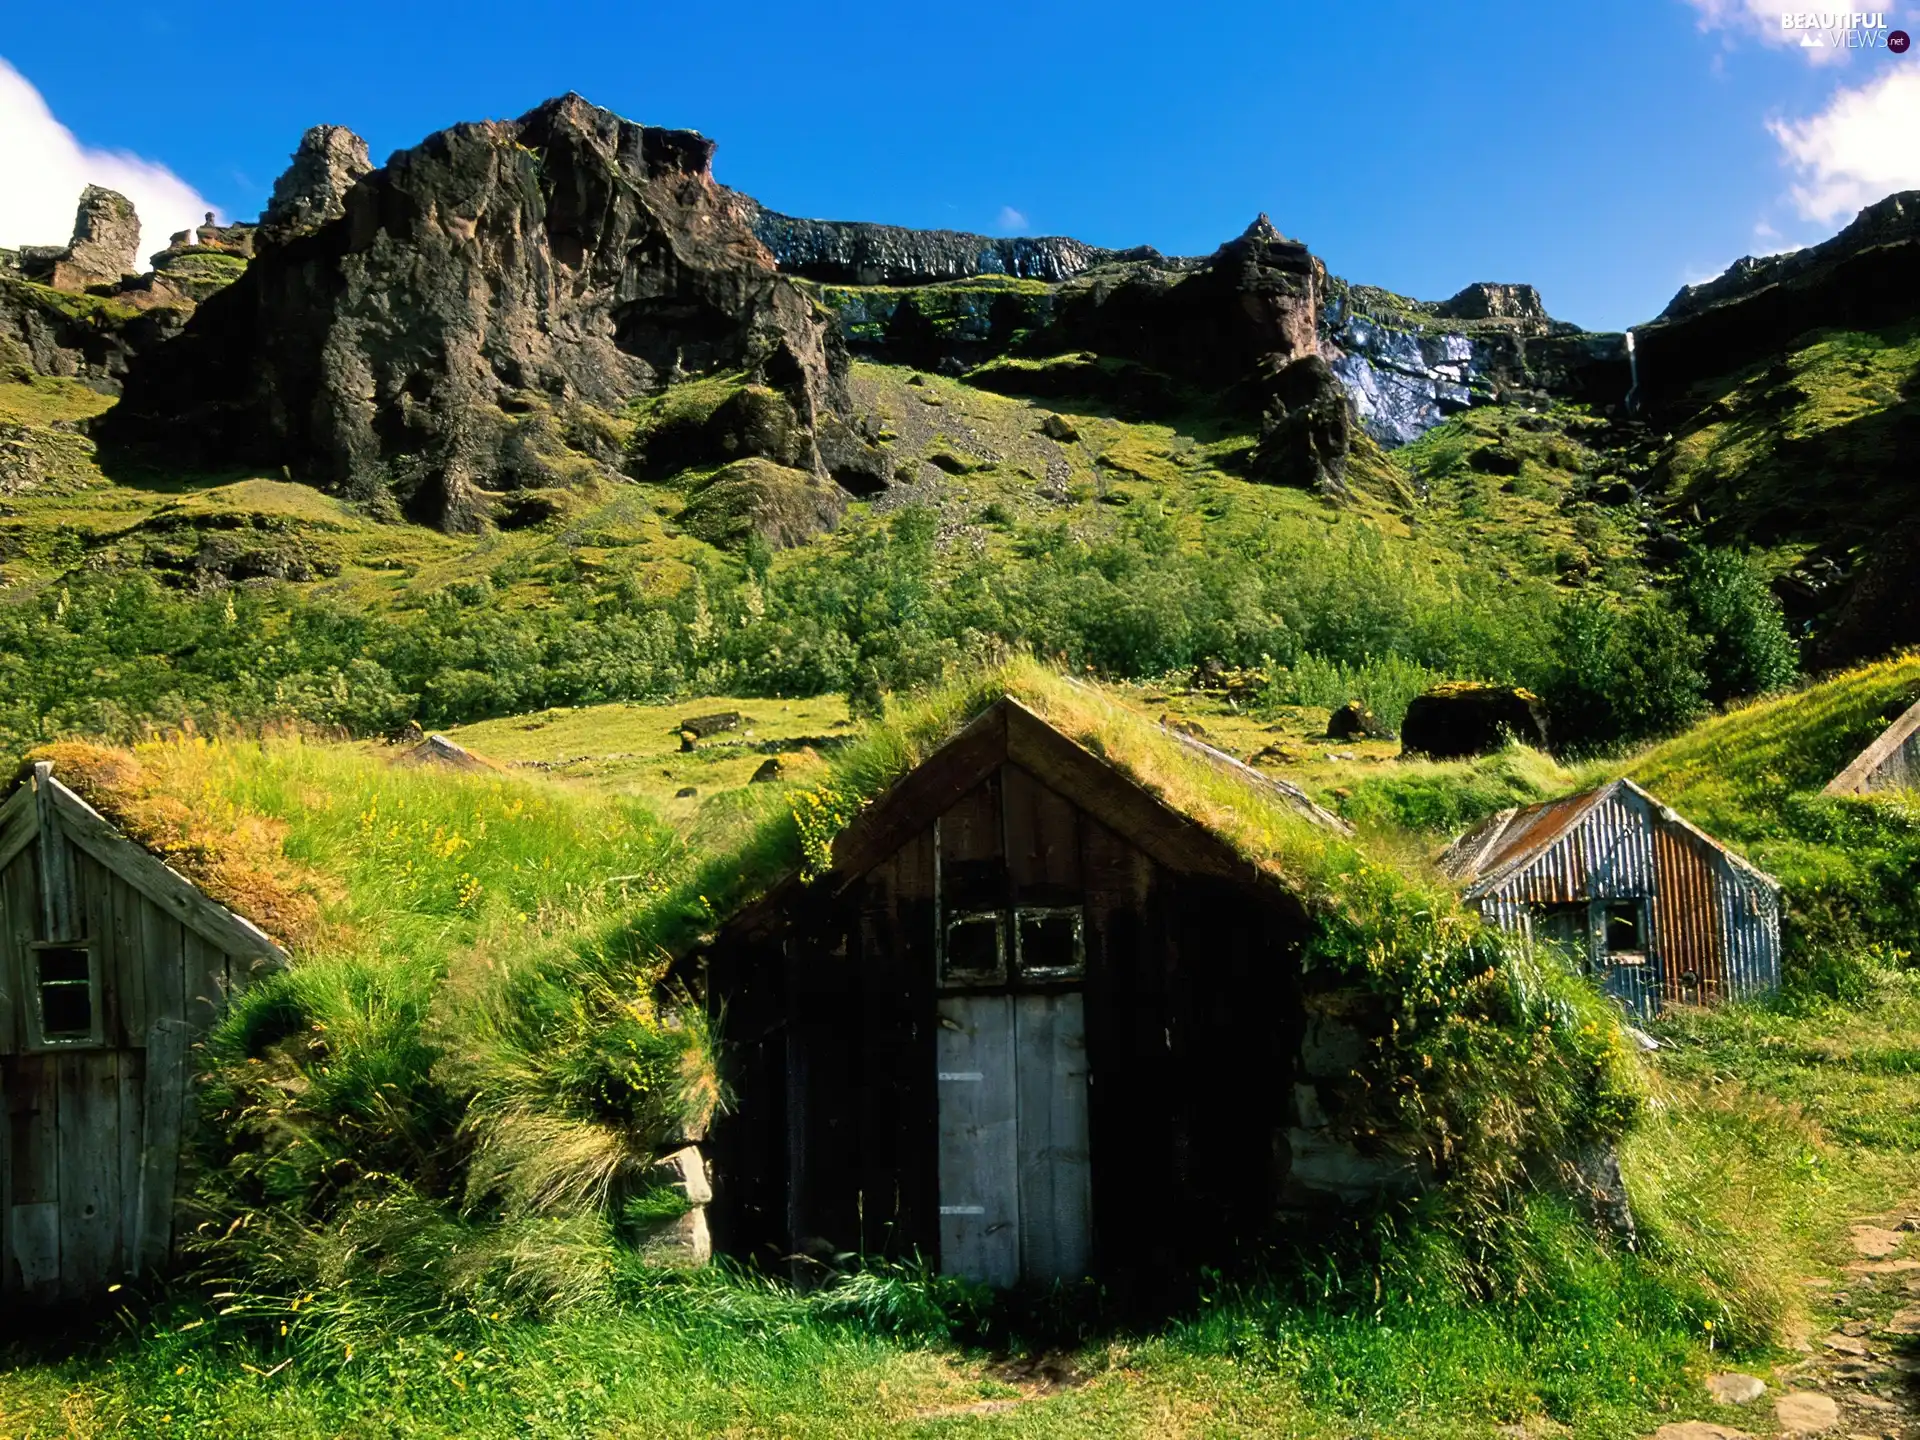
left=1705, top=1374, right=1767, bottom=1406
left=109, top=94, right=852, bottom=533
left=1400, top=683, right=1547, bottom=759
left=1040, top=412, right=1079, bottom=442
left=1325, top=700, right=1383, bottom=740
left=678, top=458, right=846, bottom=551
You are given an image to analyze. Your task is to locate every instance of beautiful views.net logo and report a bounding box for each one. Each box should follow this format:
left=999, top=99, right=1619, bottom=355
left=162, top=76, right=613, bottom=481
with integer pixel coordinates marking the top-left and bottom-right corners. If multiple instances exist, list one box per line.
left=1779, top=11, right=1911, bottom=50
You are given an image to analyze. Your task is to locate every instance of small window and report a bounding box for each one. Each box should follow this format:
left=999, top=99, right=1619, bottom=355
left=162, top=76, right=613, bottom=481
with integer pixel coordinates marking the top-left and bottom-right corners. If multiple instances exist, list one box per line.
left=942, top=911, right=1006, bottom=986
left=1015, top=907, right=1085, bottom=981
left=1604, top=903, right=1643, bottom=954
left=31, top=942, right=99, bottom=1046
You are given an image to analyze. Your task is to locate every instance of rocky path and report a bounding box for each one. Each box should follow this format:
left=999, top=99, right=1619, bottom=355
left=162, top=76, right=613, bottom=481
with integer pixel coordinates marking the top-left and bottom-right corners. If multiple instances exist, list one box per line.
left=1656, top=1212, right=1920, bottom=1440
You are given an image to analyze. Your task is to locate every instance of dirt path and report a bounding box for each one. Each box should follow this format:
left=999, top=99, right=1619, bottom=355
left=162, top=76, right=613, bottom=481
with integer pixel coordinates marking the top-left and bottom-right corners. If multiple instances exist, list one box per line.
left=1658, top=1210, right=1920, bottom=1440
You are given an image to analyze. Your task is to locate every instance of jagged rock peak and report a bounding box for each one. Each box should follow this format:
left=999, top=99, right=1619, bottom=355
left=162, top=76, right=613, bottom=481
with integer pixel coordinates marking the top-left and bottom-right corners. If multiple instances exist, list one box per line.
left=261, top=125, right=373, bottom=242
left=1240, top=213, right=1287, bottom=243
left=518, top=92, right=718, bottom=181
left=1434, top=282, right=1549, bottom=323
left=29, top=186, right=143, bottom=291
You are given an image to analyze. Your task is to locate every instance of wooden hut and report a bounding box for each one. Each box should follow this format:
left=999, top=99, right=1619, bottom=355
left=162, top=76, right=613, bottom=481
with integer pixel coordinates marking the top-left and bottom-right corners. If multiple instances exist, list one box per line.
left=1, top=762, right=285, bottom=1305
left=1825, top=696, right=1920, bottom=796
left=1439, top=778, right=1781, bottom=1017
left=703, top=696, right=1388, bottom=1289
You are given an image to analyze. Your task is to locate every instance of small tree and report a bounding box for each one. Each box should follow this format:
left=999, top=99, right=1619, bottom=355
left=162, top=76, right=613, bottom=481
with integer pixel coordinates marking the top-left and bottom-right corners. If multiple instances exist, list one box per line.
left=1677, top=547, right=1800, bottom=704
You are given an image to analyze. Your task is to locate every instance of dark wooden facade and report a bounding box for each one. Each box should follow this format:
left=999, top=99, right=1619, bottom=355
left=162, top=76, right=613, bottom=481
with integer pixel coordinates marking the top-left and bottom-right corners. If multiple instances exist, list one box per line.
left=707, top=700, right=1315, bottom=1285
left=1, top=763, right=284, bottom=1305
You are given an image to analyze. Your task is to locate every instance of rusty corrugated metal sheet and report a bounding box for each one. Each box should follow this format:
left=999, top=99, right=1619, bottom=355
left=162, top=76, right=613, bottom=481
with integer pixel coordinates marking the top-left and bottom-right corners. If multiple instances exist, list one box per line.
left=1450, top=779, right=1782, bottom=1017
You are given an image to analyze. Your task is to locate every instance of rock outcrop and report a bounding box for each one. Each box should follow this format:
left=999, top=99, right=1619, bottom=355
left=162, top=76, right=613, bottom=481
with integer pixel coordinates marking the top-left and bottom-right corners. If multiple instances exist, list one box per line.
left=1400, top=683, right=1548, bottom=758
left=1321, top=281, right=1630, bottom=448
left=260, top=125, right=373, bottom=243
left=18, top=187, right=142, bottom=292
left=1634, top=190, right=1920, bottom=416
left=110, top=95, right=852, bottom=531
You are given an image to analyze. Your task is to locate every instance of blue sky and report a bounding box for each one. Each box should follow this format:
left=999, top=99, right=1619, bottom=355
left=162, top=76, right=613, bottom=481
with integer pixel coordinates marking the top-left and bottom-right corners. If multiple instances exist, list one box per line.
left=2, top=1, right=1916, bottom=331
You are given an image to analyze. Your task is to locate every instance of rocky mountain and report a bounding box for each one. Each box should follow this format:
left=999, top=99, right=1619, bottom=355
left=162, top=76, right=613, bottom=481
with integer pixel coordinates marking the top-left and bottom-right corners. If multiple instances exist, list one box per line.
left=2, top=91, right=1916, bottom=663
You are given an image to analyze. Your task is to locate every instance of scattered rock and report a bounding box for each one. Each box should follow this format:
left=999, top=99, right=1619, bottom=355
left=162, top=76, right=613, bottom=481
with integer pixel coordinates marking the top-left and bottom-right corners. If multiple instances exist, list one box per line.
left=1652, top=1423, right=1753, bottom=1440
left=749, top=757, right=784, bottom=783
left=1706, top=1373, right=1767, bottom=1405
left=1249, top=742, right=1302, bottom=767
left=1325, top=699, right=1385, bottom=741
left=1880, top=1306, right=1920, bottom=1335
left=1160, top=715, right=1208, bottom=739
left=1775, top=1392, right=1841, bottom=1433
left=1040, top=412, right=1079, bottom=442
left=1324, top=750, right=1356, bottom=762
left=1847, top=1258, right=1920, bottom=1274
left=1823, top=1334, right=1870, bottom=1356
left=1850, top=1226, right=1905, bottom=1259
left=674, top=786, right=698, bottom=798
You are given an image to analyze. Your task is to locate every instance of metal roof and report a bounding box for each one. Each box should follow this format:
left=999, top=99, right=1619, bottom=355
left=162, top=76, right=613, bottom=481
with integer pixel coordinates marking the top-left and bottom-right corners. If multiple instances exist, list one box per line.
left=1438, top=777, right=1781, bottom=901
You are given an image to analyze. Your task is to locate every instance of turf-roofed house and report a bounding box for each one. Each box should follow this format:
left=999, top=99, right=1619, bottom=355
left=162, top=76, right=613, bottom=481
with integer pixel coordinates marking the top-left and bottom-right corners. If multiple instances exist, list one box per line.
left=696, top=671, right=1623, bottom=1291
left=1439, top=779, right=1782, bottom=1018
left=1825, top=694, right=1920, bottom=797
left=0, top=762, right=285, bottom=1305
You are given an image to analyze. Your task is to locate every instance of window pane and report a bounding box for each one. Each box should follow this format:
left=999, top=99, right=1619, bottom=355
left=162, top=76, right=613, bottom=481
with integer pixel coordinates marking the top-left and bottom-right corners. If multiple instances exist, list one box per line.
left=1016, top=910, right=1084, bottom=980
left=40, top=981, right=93, bottom=1038
left=36, top=946, right=89, bottom=984
left=943, top=912, right=1005, bottom=984
left=1604, top=904, right=1641, bottom=952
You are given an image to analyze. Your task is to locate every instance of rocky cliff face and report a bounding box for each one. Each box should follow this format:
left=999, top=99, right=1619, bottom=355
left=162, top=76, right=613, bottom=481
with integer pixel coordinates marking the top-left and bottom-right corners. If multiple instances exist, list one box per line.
left=1633, top=190, right=1920, bottom=417
left=111, top=95, right=854, bottom=531
left=1320, top=281, right=1630, bottom=448
left=745, top=206, right=1179, bottom=285
left=18, top=186, right=142, bottom=292
left=260, top=125, right=372, bottom=243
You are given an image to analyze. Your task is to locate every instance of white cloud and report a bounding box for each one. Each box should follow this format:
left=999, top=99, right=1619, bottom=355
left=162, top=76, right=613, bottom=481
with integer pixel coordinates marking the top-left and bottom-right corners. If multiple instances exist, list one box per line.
left=1768, top=67, right=1920, bottom=222
left=1684, top=0, right=1903, bottom=64
left=0, top=56, right=217, bottom=264
left=994, top=205, right=1029, bottom=235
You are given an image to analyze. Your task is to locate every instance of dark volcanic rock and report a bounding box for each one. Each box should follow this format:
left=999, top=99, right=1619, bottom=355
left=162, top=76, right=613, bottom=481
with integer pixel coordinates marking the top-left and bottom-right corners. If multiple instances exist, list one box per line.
left=0, top=276, right=185, bottom=390
left=110, top=94, right=850, bottom=531
left=1400, top=684, right=1547, bottom=759
left=1042, top=216, right=1323, bottom=395
left=260, top=125, right=373, bottom=243
left=1634, top=191, right=1920, bottom=417
left=747, top=206, right=1126, bottom=285
left=1326, top=700, right=1386, bottom=740
left=1252, top=355, right=1352, bottom=494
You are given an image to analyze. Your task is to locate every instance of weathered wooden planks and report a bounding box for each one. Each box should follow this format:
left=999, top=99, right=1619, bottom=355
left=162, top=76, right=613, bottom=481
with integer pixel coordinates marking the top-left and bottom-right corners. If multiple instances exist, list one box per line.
left=1013, top=992, right=1092, bottom=1281
left=136, top=1019, right=189, bottom=1273
left=936, top=993, right=1020, bottom=1287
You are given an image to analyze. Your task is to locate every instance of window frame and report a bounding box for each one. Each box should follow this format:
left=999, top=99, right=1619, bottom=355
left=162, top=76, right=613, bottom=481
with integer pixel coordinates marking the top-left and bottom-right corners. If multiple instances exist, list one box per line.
left=24, top=937, right=103, bottom=1050
left=940, top=909, right=1009, bottom=987
left=1012, top=906, right=1086, bottom=982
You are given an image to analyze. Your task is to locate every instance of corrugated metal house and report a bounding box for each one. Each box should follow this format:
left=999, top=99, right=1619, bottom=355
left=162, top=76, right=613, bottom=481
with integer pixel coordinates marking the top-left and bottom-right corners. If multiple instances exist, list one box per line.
left=704, top=697, right=1388, bottom=1291
left=2, top=762, right=285, bottom=1305
left=1825, top=697, right=1920, bottom=796
left=1439, top=778, right=1782, bottom=1016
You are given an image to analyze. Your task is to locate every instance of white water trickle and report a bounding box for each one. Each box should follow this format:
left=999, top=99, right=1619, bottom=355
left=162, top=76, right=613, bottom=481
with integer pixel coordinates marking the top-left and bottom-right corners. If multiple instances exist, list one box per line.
left=1624, top=328, right=1639, bottom=415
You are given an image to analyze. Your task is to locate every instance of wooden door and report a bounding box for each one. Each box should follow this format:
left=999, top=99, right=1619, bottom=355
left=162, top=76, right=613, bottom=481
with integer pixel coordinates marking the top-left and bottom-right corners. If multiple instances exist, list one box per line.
left=935, top=991, right=1091, bottom=1285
